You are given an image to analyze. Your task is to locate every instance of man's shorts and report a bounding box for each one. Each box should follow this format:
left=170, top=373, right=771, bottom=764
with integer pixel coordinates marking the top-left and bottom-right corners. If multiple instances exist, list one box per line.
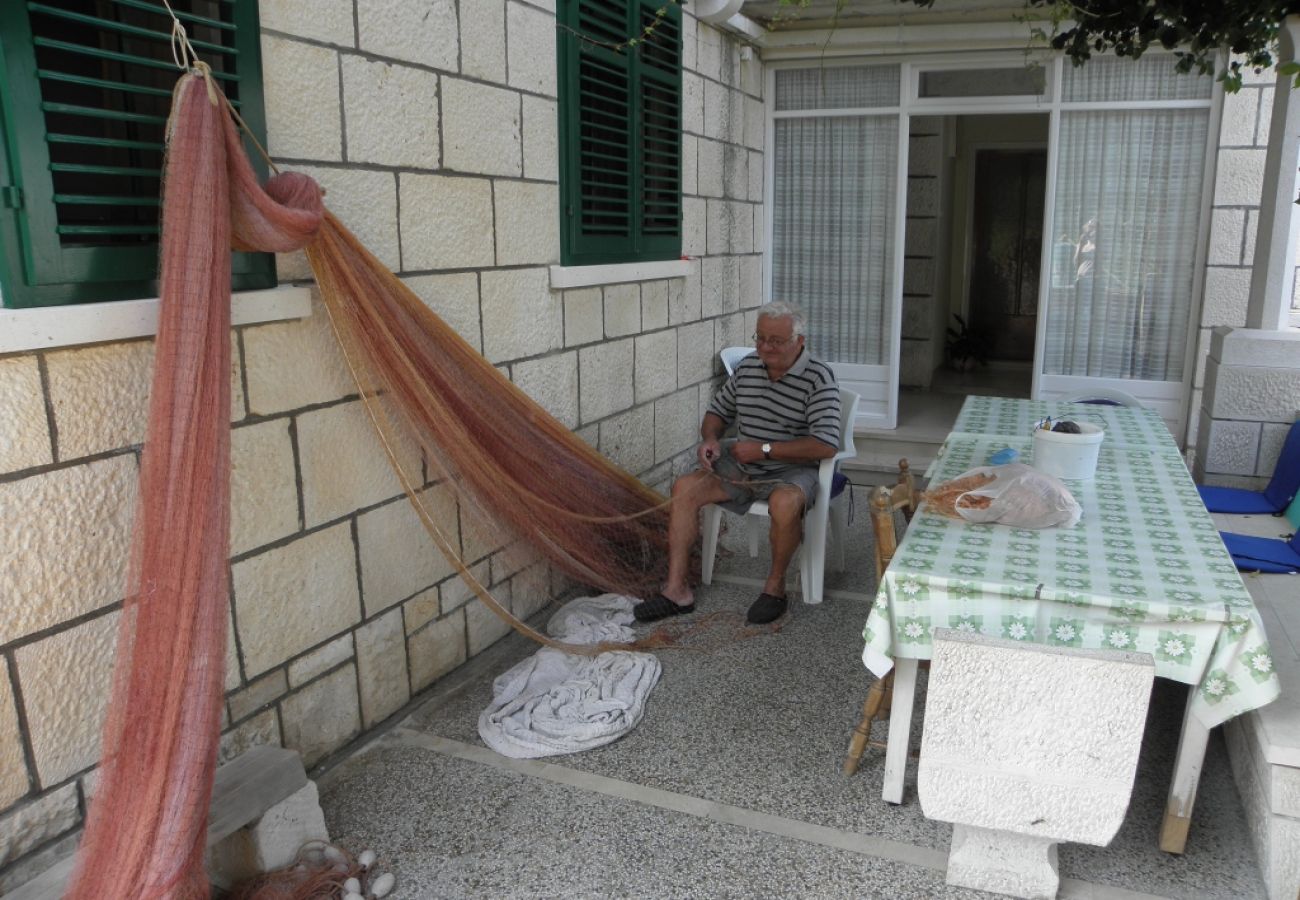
left=711, top=443, right=820, bottom=515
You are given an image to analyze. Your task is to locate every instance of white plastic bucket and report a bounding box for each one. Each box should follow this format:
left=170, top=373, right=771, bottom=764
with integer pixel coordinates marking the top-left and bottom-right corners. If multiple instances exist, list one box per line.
left=1031, top=422, right=1104, bottom=480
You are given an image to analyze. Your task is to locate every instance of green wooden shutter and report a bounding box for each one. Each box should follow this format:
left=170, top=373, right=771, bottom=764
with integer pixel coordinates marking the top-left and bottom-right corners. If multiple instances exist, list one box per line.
left=558, top=0, right=681, bottom=266
left=0, top=0, right=274, bottom=309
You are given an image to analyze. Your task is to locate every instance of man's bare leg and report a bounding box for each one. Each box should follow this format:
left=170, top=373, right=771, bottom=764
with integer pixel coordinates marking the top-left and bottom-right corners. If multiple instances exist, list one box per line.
left=763, top=486, right=805, bottom=597
left=661, top=470, right=730, bottom=606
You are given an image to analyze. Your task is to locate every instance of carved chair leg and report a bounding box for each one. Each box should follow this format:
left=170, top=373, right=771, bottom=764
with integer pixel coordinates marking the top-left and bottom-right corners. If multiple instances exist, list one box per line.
left=843, top=671, right=896, bottom=776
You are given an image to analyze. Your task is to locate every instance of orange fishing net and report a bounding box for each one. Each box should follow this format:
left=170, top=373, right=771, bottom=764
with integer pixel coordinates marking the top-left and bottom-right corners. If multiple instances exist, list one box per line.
left=67, top=61, right=677, bottom=896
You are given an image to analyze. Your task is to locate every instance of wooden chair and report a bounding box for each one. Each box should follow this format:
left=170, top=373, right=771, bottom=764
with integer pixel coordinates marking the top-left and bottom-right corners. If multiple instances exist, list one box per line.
left=843, top=459, right=917, bottom=776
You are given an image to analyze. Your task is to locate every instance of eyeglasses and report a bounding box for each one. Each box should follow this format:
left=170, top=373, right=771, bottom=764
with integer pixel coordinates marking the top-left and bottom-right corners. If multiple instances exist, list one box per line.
left=753, top=333, right=798, bottom=348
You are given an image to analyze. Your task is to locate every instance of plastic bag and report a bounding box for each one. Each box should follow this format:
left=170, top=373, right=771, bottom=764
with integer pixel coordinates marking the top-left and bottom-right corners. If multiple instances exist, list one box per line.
left=933, top=463, right=1082, bottom=529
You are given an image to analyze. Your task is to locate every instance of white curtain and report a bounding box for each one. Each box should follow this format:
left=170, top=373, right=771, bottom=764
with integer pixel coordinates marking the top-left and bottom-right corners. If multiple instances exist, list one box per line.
left=1044, top=111, right=1208, bottom=380
left=771, top=115, right=897, bottom=365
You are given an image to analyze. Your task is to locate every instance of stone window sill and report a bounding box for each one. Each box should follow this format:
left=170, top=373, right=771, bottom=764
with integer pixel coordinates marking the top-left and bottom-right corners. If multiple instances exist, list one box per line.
left=548, top=259, right=693, bottom=290
left=0, top=285, right=312, bottom=354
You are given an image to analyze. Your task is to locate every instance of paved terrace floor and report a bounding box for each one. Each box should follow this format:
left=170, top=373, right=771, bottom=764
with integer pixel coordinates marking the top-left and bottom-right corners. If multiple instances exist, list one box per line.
left=315, top=486, right=1268, bottom=899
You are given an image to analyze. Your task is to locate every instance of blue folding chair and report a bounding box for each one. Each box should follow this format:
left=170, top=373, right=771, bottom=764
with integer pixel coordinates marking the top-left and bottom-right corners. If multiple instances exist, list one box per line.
left=1222, top=528, right=1300, bottom=574
left=1198, top=421, right=1300, bottom=515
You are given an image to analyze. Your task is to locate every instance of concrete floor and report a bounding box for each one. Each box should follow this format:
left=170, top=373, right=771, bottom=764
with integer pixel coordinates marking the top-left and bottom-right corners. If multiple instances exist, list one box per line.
left=316, top=487, right=1266, bottom=899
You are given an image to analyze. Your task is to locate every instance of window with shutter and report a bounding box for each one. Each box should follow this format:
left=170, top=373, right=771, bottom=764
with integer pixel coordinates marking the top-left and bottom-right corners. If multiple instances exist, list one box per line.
left=557, top=0, right=681, bottom=266
left=0, top=0, right=273, bottom=309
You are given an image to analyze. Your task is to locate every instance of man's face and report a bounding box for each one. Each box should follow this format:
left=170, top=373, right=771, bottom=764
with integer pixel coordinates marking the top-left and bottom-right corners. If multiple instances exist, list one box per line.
left=755, top=315, right=804, bottom=370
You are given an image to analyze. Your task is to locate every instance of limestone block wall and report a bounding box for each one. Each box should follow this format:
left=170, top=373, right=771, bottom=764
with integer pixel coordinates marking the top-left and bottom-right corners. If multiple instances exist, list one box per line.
left=0, top=1, right=764, bottom=889
left=900, top=116, right=946, bottom=389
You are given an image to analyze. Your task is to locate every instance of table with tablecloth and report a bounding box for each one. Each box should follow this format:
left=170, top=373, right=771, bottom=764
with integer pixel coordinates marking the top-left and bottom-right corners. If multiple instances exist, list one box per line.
left=860, top=396, right=1280, bottom=852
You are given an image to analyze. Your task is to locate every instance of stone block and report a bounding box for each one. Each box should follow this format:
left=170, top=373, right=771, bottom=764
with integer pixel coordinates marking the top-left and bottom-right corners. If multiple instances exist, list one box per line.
left=357, top=0, right=458, bottom=70
left=358, top=490, right=453, bottom=616
left=564, top=287, right=603, bottom=346
left=642, top=281, right=669, bottom=330
left=715, top=311, right=746, bottom=351
left=738, top=255, right=762, bottom=310
left=231, top=419, right=298, bottom=557
left=1202, top=419, right=1262, bottom=475
left=1213, top=327, right=1300, bottom=368
left=1246, top=210, right=1260, bottom=267
left=0, top=784, right=77, bottom=869
left=753, top=204, right=765, bottom=253
left=511, top=561, right=552, bottom=621
left=287, top=634, right=354, bottom=689
left=467, top=586, right=513, bottom=654
left=600, top=403, right=656, bottom=475
left=17, top=612, right=119, bottom=787
left=1259, top=421, right=1296, bottom=477
left=1214, top=148, right=1267, bottom=206
left=1257, top=86, right=1275, bottom=146
left=232, top=524, right=362, bottom=677
left=703, top=79, right=730, bottom=143
left=745, top=97, right=764, bottom=152
left=696, top=24, right=723, bottom=82
left=680, top=9, right=697, bottom=72
left=0, top=456, right=135, bottom=645
left=403, top=588, right=440, bottom=635
left=903, top=258, right=936, bottom=296
left=259, top=0, right=354, bottom=45
left=1201, top=267, right=1252, bottom=327
left=920, top=630, right=1153, bottom=898
left=261, top=36, right=341, bottom=161
left=442, top=77, right=521, bottom=177
left=1209, top=208, right=1247, bottom=266
left=730, top=201, right=754, bottom=255
left=522, top=95, right=558, bottom=181
left=460, top=496, right=509, bottom=564
left=513, top=351, right=579, bottom=428
left=907, top=177, right=939, bottom=217
left=279, top=665, right=361, bottom=767
left=677, top=320, right=716, bottom=386
left=489, top=540, right=539, bottom=585
left=579, top=339, right=635, bottom=423
left=655, top=388, right=699, bottom=461
left=1208, top=363, right=1300, bottom=422
left=356, top=608, right=410, bottom=728
left=900, top=339, right=935, bottom=389
left=400, top=173, right=495, bottom=270
left=209, top=780, right=329, bottom=889
left=905, top=217, right=937, bottom=258
left=0, top=668, right=27, bottom=810
left=0, top=831, right=76, bottom=895
left=604, top=283, right=641, bottom=337
left=634, top=329, right=678, bottom=404
left=706, top=198, right=734, bottom=255
left=281, top=167, right=400, bottom=279
left=902, top=294, right=933, bottom=339
left=748, top=149, right=763, bottom=201
left=437, top=560, right=489, bottom=615
left=408, top=609, right=467, bottom=692
left=909, top=134, right=942, bottom=178
left=243, top=297, right=357, bottom=416
left=669, top=264, right=702, bottom=325
left=460, top=0, right=507, bottom=82
left=683, top=196, right=707, bottom=257
left=697, top=137, right=724, bottom=198
left=0, top=356, right=51, bottom=475
left=228, top=670, right=288, bottom=723
left=506, top=1, right=556, bottom=96
left=341, top=57, right=439, bottom=169
left=495, top=180, right=560, bottom=265
left=481, top=267, right=562, bottom=363
left=45, top=339, right=152, bottom=459
left=297, top=400, right=416, bottom=527
left=403, top=271, right=483, bottom=352
left=682, top=71, right=705, bottom=137
left=1220, top=85, right=1261, bottom=147
left=219, top=708, right=280, bottom=765
left=682, top=134, right=698, bottom=195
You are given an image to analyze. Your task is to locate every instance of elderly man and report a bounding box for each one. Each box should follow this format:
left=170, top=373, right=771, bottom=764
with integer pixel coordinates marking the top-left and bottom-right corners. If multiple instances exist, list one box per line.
left=634, top=301, right=842, bottom=625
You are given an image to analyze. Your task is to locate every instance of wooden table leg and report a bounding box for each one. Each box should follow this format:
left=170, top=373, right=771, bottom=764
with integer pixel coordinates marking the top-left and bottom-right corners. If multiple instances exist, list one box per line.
left=882, top=658, right=919, bottom=805
left=1159, top=685, right=1211, bottom=854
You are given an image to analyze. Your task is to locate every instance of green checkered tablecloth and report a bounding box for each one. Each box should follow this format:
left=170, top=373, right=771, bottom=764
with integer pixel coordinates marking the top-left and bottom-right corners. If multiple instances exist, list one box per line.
left=862, top=401, right=1280, bottom=730
left=951, top=395, right=1176, bottom=450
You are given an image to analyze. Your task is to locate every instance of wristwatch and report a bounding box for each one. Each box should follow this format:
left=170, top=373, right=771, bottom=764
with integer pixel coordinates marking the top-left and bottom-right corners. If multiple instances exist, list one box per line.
left=761, top=442, right=772, bottom=459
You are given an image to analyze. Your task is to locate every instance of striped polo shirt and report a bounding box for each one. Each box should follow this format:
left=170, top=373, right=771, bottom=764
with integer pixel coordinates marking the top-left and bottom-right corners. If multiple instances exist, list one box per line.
left=708, top=349, right=841, bottom=474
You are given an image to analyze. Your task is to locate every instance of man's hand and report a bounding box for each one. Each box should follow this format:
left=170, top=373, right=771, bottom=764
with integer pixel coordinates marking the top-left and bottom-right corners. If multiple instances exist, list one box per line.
left=729, top=440, right=766, bottom=465
left=698, top=438, right=723, bottom=470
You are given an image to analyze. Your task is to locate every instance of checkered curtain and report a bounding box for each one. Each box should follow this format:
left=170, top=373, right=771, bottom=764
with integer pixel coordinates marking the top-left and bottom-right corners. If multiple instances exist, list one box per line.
left=1044, top=57, right=1212, bottom=380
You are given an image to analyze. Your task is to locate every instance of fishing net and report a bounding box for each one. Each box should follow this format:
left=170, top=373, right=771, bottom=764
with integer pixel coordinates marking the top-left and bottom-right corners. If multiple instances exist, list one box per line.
left=67, top=62, right=675, bottom=898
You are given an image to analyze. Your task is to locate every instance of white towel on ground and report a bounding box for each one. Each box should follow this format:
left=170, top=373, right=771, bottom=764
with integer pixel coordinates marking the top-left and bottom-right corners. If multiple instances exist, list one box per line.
left=477, top=593, right=661, bottom=759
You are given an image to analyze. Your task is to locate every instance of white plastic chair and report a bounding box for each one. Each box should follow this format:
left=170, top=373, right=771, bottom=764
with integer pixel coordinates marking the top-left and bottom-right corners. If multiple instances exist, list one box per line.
left=720, top=345, right=753, bottom=375
left=699, top=388, right=861, bottom=604
left=1063, top=387, right=1143, bottom=408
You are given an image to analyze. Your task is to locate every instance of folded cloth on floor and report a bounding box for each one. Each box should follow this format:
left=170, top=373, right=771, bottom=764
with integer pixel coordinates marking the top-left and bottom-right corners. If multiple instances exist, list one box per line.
left=478, top=594, right=661, bottom=759
left=1222, top=530, right=1300, bottom=574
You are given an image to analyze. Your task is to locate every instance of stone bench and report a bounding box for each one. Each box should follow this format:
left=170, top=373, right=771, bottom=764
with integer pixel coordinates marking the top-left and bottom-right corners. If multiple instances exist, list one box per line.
left=918, top=628, right=1155, bottom=900
left=7, top=745, right=325, bottom=899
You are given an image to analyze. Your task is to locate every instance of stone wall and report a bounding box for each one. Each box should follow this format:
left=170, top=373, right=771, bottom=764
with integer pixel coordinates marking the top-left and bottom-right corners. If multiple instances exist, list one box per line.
left=900, top=117, right=945, bottom=389
left=0, top=1, right=764, bottom=888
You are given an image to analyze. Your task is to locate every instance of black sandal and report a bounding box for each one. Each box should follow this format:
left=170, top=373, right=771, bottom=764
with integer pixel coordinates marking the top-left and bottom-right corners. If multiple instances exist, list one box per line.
left=746, top=592, right=788, bottom=625
left=633, top=594, right=696, bottom=623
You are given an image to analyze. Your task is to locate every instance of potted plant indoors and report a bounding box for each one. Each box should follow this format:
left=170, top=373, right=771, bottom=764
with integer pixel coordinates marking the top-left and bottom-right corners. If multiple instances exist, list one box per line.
left=945, top=313, right=992, bottom=371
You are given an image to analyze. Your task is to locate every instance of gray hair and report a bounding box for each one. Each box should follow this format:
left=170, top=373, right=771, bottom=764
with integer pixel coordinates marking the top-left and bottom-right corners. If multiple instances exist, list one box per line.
left=757, top=301, right=807, bottom=338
